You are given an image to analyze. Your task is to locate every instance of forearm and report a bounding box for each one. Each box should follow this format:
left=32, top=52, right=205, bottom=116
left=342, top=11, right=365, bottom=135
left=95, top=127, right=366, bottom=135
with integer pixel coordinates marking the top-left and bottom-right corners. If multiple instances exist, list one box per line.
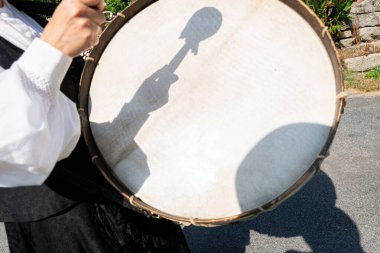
left=0, top=38, right=80, bottom=187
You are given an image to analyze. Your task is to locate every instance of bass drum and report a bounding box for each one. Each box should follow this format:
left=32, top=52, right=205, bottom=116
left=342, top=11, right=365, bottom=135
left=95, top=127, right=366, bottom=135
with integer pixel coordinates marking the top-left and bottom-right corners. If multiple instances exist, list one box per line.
left=79, top=0, right=345, bottom=226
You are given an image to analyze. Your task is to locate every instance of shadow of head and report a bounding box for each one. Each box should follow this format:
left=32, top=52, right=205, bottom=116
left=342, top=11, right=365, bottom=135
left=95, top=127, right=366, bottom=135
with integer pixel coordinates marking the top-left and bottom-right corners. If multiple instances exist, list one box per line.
left=184, top=150, right=363, bottom=253
left=235, top=123, right=332, bottom=212
left=234, top=123, right=364, bottom=252
left=249, top=169, right=364, bottom=252
left=180, top=7, right=223, bottom=55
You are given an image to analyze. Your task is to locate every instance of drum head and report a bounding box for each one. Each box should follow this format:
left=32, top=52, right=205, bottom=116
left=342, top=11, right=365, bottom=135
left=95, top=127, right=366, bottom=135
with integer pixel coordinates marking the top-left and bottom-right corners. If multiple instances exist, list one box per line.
left=79, top=0, right=344, bottom=226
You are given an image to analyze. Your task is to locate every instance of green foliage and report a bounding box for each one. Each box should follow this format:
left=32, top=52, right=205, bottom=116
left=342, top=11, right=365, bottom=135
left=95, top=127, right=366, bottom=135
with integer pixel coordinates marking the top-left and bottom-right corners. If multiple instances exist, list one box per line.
left=344, top=68, right=380, bottom=92
left=365, top=67, right=380, bottom=79
left=105, top=0, right=130, bottom=15
left=303, top=0, right=352, bottom=37
left=45, top=0, right=130, bottom=15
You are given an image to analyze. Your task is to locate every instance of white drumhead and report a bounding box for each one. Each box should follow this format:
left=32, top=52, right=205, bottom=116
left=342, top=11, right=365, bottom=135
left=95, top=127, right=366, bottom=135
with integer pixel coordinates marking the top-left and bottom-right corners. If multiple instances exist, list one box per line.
left=88, top=0, right=338, bottom=219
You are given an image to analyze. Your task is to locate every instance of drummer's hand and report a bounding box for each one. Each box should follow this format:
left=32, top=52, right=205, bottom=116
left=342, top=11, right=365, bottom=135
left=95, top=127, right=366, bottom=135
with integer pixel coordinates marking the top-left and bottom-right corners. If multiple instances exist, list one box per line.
left=40, top=0, right=105, bottom=57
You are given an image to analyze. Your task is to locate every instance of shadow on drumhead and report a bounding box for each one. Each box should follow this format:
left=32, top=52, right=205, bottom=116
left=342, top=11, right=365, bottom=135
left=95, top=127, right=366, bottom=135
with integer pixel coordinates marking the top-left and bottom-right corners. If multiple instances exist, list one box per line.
left=235, top=123, right=331, bottom=212
left=180, top=7, right=223, bottom=55
left=89, top=7, right=223, bottom=193
left=184, top=170, right=364, bottom=253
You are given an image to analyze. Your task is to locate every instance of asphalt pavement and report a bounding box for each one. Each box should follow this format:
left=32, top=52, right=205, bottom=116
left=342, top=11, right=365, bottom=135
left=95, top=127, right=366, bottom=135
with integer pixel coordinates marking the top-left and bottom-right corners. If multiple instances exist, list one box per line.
left=183, top=94, right=380, bottom=253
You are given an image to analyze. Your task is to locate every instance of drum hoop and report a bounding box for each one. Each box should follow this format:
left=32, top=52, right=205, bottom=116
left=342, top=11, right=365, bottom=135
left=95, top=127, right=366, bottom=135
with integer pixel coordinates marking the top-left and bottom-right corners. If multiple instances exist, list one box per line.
left=78, top=0, right=346, bottom=227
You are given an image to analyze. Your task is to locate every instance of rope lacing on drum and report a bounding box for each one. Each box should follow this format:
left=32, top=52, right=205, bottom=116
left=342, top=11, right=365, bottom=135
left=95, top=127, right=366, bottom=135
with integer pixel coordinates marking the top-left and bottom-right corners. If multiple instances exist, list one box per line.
left=337, top=92, right=348, bottom=100
left=189, top=217, right=198, bottom=226
left=317, top=153, right=328, bottom=159
left=257, top=205, right=276, bottom=213
left=257, top=206, right=266, bottom=212
left=322, top=26, right=329, bottom=38
left=91, top=155, right=99, bottom=163
left=85, top=56, right=95, bottom=61
left=117, top=12, right=126, bottom=18
left=129, top=195, right=135, bottom=206
left=150, top=213, right=161, bottom=219
left=337, top=92, right=347, bottom=118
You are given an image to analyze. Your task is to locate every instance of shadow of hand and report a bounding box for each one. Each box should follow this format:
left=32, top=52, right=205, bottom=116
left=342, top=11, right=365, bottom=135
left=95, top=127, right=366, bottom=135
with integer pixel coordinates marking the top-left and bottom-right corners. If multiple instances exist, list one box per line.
left=129, top=65, right=179, bottom=112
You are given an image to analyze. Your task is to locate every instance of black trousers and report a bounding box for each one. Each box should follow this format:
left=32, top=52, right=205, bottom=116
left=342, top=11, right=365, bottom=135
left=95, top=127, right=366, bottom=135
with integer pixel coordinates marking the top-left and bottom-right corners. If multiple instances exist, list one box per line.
left=5, top=202, right=190, bottom=253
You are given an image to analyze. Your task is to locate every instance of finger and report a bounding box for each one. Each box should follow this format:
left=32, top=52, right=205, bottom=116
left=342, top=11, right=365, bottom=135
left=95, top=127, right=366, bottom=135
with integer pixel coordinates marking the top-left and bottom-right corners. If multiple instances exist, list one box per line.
left=79, top=4, right=105, bottom=25
left=60, top=0, right=105, bottom=25
left=92, top=34, right=100, bottom=46
left=96, top=25, right=102, bottom=37
left=80, top=0, right=105, bottom=11
left=89, top=22, right=101, bottom=46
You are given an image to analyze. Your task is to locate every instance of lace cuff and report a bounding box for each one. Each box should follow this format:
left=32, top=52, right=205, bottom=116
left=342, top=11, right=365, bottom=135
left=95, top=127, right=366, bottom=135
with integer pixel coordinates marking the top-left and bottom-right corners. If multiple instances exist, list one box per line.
left=17, top=38, right=72, bottom=103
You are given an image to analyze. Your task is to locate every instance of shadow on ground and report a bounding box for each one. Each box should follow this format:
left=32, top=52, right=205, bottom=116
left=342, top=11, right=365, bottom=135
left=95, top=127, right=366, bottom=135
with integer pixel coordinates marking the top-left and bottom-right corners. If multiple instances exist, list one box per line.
left=184, top=170, right=364, bottom=253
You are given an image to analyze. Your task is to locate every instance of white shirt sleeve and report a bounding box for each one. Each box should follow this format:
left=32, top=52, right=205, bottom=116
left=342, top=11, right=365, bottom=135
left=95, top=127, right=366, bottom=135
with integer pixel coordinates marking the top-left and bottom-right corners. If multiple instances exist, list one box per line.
left=0, top=38, right=81, bottom=187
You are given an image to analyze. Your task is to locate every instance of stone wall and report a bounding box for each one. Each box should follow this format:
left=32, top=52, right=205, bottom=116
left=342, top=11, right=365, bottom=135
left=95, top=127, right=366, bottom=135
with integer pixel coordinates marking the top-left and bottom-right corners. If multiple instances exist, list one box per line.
left=337, top=0, right=380, bottom=72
